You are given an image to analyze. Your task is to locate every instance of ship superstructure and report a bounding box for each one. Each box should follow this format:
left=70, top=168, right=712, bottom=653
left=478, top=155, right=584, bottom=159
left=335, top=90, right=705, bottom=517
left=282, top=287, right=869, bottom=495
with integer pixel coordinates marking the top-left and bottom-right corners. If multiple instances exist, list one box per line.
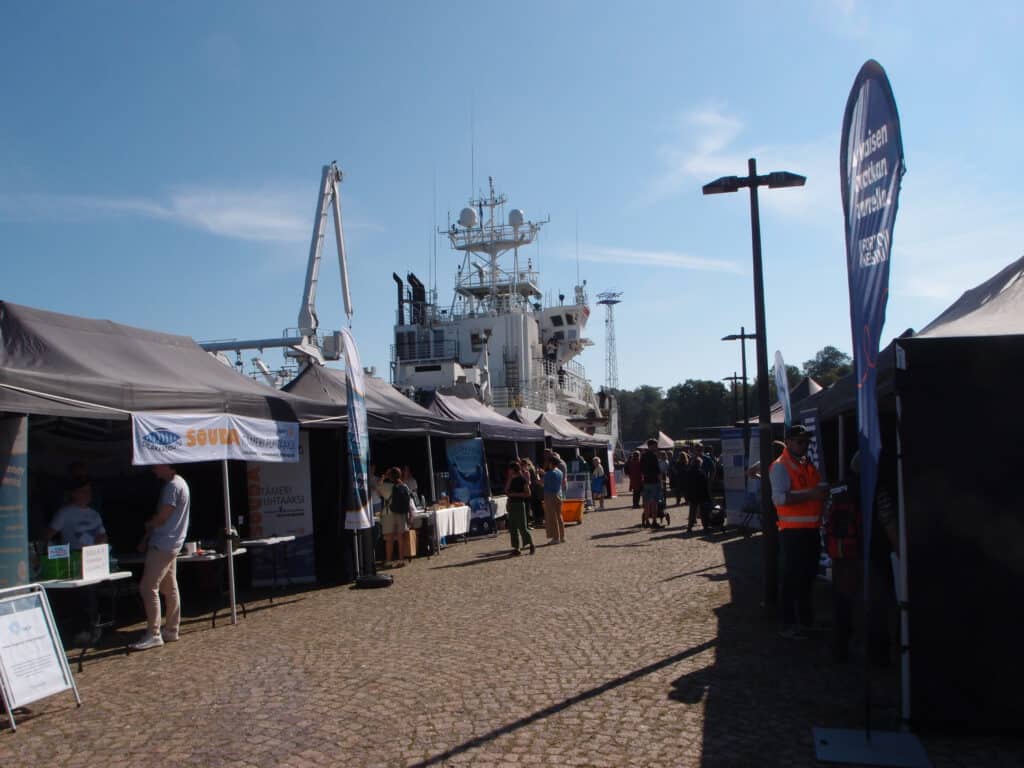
left=391, top=178, right=603, bottom=420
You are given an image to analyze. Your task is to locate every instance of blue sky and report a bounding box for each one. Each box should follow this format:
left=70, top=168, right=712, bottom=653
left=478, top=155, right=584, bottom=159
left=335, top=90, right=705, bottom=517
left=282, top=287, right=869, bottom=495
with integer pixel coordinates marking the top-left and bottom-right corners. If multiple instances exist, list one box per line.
left=2, top=2, right=1022, bottom=392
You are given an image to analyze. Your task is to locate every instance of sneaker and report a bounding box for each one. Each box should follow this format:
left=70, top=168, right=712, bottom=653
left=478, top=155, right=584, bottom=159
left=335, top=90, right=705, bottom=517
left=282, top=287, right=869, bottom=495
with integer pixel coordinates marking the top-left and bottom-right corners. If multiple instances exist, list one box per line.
left=778, top=627, right=806, bottom=640
left=130, top=633, right=164, bottom=651
left=161, top=629, right=179, bottom=643
left=529, top=543, right=536, bottom=555
left=664, top=513, right=671, bottom=526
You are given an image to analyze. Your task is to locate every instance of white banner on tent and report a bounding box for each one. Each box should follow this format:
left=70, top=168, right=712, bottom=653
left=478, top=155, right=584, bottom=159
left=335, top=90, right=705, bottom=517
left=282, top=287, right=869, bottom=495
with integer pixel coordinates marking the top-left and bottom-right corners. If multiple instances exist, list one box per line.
left=131, top=413, right=299, bottom=465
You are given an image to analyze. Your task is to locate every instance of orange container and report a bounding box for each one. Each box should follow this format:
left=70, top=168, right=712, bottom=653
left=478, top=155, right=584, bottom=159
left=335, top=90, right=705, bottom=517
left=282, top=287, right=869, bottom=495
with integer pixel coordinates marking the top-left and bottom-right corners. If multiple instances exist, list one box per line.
left=561, top=499, right=584, bottom=525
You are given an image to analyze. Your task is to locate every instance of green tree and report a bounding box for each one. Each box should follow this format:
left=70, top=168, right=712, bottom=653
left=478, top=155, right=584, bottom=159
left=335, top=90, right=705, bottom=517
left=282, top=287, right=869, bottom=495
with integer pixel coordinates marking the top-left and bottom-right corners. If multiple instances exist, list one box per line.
left=802, top=345, right=852, bottom=387
left=615, top=385, right=664, bottom=443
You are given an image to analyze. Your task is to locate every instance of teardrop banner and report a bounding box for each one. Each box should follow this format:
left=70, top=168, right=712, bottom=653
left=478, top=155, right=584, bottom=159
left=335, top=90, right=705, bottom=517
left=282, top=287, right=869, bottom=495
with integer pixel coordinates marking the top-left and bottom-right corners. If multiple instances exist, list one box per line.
left=840, top=59, right=905, bottom=573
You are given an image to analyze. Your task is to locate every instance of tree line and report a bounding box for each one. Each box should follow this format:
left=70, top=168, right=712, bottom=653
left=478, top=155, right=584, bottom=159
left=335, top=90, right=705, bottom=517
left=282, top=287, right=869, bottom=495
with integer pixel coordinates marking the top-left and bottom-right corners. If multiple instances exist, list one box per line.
left=615, top=345, right=851, bottom=443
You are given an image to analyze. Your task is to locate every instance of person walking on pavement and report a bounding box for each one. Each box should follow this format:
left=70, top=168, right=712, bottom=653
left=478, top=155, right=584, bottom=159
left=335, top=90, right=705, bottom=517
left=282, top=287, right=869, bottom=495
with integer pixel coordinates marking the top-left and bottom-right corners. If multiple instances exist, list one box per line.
left=771, top=425, right=829, bottom=639
left=626, top=451, right=643, bottom=509
left=591, top=455, right=607, bottom=510
left=131, top=464, right=190, bottom=650
left=504, top=459, right=535, bottom=556
left=640, top=439, right=662, bottom=529
left=542, top=455, right=566, bottom=544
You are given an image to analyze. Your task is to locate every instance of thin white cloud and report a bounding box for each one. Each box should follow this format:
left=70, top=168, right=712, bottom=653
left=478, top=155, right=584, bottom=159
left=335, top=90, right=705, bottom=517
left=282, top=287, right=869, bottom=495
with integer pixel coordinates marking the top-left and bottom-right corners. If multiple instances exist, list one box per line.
left=0, top=185, right=384, bottom=242
left=564, top=244, right=743, bottom=275
left=646, top=106, right=839, bottom=219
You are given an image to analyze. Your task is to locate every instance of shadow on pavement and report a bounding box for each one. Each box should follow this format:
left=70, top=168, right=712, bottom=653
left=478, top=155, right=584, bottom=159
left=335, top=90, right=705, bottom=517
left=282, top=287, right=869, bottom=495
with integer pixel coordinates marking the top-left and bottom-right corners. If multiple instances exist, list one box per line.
left=667, top=533, right=905, bottom=767
left=660, top=563, right=726, bottom=583
left=429, top=550, right=520, bottom=570
left=588, top=527, right=644, bottom=541
left=409, top=638, right=717, bottom=768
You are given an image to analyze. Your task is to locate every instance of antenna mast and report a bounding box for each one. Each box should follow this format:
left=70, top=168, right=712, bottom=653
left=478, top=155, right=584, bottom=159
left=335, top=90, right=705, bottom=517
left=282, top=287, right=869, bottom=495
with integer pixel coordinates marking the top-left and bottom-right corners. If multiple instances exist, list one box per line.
left=597, top=290, right=623, bottom=390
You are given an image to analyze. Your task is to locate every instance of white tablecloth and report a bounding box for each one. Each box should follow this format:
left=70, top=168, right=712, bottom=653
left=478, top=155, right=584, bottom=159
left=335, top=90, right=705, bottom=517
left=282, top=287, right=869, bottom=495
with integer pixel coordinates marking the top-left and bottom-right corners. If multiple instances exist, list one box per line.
left=431, top=505, right=471, bottom=539
left=490, top=495, right=508, bottom=519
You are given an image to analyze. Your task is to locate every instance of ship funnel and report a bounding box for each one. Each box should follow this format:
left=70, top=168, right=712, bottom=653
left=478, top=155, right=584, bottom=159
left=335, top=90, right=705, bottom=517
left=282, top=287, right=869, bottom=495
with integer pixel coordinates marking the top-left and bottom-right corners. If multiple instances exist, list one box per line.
left=393, top=272, right=405, bottom=326
left=508, top=209, right=525, bottom=228
left=407, top=272, right=426, bottom=325
left=458, top=207, right=478, bottom=229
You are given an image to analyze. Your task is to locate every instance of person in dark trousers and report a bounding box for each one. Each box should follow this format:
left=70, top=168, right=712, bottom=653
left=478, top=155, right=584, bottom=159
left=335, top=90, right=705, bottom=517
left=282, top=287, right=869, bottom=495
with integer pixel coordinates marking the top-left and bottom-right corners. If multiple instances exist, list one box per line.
left=827, top=450, right=899, bottom=663
left=504, top=459, right=535, bottom=556
left=640, top=439, right=662, bottom=528
left=670, top=453, right=689, bottom=507
left=625, top=451, right=643, bottom=509
left=685, top=457, right=711, bottom=535
left=770, top=425, right=828, bottom=639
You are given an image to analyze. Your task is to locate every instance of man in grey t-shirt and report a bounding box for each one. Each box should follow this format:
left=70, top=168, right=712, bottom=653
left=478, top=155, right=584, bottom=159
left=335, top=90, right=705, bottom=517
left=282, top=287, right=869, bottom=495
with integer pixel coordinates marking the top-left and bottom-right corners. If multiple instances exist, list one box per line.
left=130, top=464, right=190, bottom=651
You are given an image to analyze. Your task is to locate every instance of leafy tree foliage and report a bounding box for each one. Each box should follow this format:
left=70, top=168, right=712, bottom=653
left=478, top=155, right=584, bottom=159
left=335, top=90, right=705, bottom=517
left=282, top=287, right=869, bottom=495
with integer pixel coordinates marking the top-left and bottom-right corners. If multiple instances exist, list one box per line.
left=613, top=344, right=853, bottom=441
left=802, top=345, right=852, bottom=387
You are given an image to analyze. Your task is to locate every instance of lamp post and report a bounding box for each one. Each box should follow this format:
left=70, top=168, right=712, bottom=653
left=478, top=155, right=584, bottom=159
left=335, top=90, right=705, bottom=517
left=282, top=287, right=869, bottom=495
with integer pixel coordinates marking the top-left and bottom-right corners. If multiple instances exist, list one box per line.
left=704, top=158, right=805, bottom=608
left=722, top=326, right=756, bottom=474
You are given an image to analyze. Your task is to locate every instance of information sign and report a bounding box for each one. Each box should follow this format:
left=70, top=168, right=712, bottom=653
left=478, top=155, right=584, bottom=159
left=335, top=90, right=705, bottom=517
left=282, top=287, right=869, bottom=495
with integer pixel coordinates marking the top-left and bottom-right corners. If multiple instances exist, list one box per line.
left=0, top=584, right=80, bottom=730
left=80, top=544, right=110, bottom=581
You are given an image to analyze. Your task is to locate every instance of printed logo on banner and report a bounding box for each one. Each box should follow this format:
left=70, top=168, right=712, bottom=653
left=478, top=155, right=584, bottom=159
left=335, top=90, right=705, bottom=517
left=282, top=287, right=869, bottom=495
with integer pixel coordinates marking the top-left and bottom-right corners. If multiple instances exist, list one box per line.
left=142, top=429, right=182, bottom=449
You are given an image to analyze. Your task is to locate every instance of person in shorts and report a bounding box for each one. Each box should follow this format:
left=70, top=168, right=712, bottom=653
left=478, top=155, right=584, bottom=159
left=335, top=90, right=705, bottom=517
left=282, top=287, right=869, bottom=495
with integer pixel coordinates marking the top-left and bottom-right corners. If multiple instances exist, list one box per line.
left=381, top=467, right=413, bottom=566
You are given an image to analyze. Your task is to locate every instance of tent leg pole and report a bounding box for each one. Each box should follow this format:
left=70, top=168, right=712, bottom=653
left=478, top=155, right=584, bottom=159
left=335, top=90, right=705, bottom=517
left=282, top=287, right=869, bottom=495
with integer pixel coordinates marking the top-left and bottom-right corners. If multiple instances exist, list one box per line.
left=222, top=459, right=237, bottom=626
left=895, top=393, right=911, bottom=727
left=426, top=436, right=436, bottom=504
left=353, top=531, right=362, bottom=579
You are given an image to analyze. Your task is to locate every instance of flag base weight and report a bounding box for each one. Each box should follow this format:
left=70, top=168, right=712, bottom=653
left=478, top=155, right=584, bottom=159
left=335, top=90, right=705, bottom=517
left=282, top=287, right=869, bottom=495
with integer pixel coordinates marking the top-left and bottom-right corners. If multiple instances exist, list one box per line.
left=813, top=727, right=929, bottom=767
left=354, top=574, right=393, bottom=589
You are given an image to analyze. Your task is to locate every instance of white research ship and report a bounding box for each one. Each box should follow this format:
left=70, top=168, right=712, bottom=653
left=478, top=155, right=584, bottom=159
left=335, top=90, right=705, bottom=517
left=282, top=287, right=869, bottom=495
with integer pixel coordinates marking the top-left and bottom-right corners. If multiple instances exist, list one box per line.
left=390, top=178, right=610, bottom=426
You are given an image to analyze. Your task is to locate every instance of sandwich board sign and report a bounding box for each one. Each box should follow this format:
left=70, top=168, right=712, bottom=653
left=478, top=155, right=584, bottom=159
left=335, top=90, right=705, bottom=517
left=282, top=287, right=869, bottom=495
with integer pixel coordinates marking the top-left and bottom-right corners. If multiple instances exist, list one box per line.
left=0, top=584, right=80, bottom=730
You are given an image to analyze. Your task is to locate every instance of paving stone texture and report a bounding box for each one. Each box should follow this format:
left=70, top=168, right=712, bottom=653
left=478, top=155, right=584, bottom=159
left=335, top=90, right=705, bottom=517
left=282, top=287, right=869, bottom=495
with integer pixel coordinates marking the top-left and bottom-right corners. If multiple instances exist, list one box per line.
left=2, top=496, right=1021, bottom=766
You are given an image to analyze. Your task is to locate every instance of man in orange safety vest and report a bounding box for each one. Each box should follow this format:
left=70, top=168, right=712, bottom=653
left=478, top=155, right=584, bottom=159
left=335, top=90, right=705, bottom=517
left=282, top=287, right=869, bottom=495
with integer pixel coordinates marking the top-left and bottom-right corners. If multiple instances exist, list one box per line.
left=770, top=424, right=829, bottom=639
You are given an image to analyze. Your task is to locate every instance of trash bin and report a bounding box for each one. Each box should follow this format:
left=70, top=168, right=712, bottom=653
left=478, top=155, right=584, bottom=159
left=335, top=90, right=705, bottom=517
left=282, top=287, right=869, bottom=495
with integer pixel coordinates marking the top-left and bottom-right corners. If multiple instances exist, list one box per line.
left=562, top=499, right=584, bottom=525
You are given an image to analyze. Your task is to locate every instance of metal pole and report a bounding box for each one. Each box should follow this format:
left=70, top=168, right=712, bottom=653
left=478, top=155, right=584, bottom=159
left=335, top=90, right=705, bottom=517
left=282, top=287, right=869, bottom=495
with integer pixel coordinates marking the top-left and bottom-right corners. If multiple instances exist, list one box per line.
left=895, top=393, right=911, bottom=726
left=221, top=459, right=237, bottom=625
left=426, top=435, right=436, bottom=504
left=747, top=157, right=778, bottom=608
left=732, top=372, right=739, bottom=424
left=741, top=327, right=750, bottom=495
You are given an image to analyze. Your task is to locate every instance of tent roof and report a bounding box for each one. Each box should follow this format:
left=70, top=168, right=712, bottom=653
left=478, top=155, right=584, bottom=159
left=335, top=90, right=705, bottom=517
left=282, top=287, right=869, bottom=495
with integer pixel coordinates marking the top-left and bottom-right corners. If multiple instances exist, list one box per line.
left=916, top=254, right=1024, bottom=338
left=536, top=412, right=609, bottom=448
left=656, top=431, right=674, bottom=449
left=428, top=393, right=544, bottom=442
left=0, top=301, right=339, bottom=423
left=284, top=366, right=475, bottom=437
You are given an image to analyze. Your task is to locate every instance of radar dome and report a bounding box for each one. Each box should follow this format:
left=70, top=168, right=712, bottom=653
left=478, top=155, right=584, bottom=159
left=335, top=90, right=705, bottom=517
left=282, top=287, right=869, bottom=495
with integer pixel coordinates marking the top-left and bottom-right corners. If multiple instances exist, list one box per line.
left=508, top=209, right=525, bottom=228
left=459, top=207, right=478, bottom=229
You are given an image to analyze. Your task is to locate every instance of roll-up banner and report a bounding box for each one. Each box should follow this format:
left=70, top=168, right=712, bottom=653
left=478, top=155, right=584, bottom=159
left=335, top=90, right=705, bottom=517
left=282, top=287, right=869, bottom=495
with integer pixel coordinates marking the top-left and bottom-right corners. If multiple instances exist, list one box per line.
left=446, top=437, right=490, bottom=521
left=0, top=416, right=29, bottom=588
left=246, top=431, right=316, bottom=584
left=131, top=413, right=299, bottom=465
left=840, top=59, right=905, bottom=571
left=774, top=350, right=792, bottom=429
left=341, top=328, right=373, bottom=531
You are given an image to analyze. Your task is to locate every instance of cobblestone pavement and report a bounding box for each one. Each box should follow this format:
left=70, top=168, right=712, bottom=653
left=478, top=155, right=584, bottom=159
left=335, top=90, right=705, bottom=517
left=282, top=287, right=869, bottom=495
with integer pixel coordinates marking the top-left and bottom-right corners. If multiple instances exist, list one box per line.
left=3, top=496, right=1021, bottom=766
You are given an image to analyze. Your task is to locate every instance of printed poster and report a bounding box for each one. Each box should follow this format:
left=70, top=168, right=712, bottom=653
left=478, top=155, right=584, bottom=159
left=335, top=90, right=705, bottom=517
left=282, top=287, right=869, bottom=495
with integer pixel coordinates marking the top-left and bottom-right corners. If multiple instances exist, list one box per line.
left=0, top=416, right=29, bottom=588
left=246, top=432, right=315, bottom=585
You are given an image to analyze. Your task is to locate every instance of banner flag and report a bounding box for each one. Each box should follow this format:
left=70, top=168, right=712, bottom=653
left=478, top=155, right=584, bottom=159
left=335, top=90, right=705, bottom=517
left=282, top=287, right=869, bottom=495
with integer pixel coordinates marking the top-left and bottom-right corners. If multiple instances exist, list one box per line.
left=131, top=413, right=299, bottom=465
left=773, top=350, right=792, bottom=428
left=0, top=416, right=29, bottom=587
left=840, top=59, right=905, bottom=576
left=341, top=328, right=373, bottom=530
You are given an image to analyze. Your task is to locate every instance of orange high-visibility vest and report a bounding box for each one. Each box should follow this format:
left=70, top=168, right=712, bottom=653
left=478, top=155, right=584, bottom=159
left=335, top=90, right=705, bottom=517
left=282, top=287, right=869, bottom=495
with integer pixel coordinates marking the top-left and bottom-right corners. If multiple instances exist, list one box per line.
left=773, top=448, right=823, bottom=530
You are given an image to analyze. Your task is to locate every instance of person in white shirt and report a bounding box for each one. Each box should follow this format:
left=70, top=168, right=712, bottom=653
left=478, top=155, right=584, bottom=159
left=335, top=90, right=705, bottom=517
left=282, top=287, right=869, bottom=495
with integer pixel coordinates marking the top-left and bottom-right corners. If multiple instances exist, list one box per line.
left=44, top=480, right=107, bottom=550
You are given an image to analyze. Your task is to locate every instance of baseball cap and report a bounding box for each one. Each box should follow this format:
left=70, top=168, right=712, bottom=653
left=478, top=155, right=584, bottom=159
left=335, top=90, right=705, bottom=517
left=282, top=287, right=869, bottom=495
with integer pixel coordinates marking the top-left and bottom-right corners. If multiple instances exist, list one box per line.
left=786, top=424, right=814, bottom=440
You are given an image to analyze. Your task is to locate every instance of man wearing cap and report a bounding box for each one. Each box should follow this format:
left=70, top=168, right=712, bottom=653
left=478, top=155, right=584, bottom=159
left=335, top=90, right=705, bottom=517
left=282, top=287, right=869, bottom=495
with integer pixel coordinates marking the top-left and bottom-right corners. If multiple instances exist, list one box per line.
left=770, top=424, right=828, bottom=639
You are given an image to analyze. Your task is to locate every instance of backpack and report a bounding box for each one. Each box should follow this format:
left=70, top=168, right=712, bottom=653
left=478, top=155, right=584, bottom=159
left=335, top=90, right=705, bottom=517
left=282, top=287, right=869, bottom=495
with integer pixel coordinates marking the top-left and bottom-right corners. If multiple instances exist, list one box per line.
left=388, top=482, right=411, bottom=517
left=825, top=484, right=860, bottom=560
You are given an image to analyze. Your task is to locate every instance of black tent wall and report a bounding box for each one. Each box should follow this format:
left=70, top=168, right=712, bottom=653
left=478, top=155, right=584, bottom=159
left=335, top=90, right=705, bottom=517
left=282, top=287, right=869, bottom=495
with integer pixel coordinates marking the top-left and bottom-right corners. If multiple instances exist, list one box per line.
left=897, top=335, right=1024, bottom=730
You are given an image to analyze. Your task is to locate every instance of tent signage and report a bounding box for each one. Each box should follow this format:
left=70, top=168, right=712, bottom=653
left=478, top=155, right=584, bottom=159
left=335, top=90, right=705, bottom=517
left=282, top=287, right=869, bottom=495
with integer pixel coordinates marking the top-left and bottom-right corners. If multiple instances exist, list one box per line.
left=131, top=413, right=299, bottom=465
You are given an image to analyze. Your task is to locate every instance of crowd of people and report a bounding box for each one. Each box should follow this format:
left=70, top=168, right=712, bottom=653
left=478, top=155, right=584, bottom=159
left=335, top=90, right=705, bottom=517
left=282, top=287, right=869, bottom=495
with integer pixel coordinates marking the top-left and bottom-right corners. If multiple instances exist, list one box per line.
left=623, top=441, right=722, bottom=535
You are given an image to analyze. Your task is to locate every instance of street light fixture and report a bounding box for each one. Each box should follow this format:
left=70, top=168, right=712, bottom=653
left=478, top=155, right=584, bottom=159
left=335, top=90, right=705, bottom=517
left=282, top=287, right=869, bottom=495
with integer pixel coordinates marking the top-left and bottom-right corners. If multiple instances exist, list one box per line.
left=704, top=158, right=805, bottom=608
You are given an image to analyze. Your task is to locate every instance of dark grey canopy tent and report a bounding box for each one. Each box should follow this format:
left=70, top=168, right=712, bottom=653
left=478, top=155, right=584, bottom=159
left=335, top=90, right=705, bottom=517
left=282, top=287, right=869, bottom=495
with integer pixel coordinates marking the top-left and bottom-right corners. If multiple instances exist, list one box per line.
left=0, top=301, right=340, bottom=422
left=426, top=392, right=544, bottom=443
left=284, top=365, right=475, bottom=438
